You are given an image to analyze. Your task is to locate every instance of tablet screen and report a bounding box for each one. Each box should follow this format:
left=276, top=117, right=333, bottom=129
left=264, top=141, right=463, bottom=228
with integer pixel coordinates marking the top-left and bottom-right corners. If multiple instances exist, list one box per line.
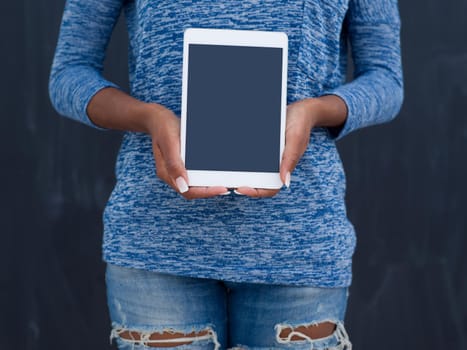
left=185, top=44, right=283, bottom=173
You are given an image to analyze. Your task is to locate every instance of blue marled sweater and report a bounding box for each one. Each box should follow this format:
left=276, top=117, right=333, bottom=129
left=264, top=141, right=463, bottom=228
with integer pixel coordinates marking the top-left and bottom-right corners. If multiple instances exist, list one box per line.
left=49, top=0, right=403, bottom=287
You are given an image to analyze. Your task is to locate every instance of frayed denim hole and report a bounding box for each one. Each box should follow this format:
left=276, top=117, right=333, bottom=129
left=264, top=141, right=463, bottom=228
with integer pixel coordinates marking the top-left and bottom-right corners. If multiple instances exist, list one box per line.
left=110, top=325, right=221, bottom=350
left=274, top=320, right=352, bottom=350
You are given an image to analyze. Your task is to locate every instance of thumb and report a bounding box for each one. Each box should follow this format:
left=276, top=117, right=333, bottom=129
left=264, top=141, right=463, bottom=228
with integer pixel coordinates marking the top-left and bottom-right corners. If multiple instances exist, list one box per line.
left=157, top=138, right=189, bottom=194
left=280, top=136, right=303, bottom=189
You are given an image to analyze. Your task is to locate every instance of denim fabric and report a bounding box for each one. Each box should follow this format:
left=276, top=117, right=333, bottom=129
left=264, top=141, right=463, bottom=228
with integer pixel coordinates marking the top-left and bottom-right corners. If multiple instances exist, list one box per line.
left=106, top=263, right=351, bottom=350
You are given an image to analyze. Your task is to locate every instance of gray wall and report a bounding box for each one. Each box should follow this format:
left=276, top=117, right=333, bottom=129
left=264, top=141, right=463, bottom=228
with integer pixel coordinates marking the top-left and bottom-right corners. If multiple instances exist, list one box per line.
left=1, top=1, right=466, bottom=349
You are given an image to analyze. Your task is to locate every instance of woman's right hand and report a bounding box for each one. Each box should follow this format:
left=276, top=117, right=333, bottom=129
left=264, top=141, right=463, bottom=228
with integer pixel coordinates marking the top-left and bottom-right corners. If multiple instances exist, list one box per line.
left=86, top=88, right=228, bottom=199
left=144, top=104, right=229, bottom=199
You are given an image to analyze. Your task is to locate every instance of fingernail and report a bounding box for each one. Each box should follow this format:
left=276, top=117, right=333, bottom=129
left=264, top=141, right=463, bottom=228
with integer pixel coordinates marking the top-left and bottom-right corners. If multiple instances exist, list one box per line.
left=220, top=191, right=231, bottom=195
left=233, top=190, right=245, bottom=196
left=285, top=172, right=291, bottom=189
left=175, top=176, right=189, bottom=193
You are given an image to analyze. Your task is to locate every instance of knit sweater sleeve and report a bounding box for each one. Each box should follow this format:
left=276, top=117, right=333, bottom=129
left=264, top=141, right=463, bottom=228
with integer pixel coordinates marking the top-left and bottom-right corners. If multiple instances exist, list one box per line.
left=325, top=0, right=404, bottom=140
left=48, top=0, right=124, bottom=130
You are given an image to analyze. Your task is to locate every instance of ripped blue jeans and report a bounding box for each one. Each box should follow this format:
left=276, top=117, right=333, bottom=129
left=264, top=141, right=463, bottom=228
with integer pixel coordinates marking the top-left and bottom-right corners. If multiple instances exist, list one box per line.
left=105, top=263, right=352, bottom=350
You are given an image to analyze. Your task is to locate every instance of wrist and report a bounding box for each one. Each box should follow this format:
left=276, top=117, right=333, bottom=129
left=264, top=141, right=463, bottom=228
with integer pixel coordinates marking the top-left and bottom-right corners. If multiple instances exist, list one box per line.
left=302, top=95, right=347, bottom=129
left=139, top=103, right=169, bottom=136
left=300, top=97, right=324, bottom=128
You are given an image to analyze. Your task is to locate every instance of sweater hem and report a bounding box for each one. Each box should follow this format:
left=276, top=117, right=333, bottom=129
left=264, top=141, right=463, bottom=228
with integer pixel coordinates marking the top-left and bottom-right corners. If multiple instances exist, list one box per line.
left=101, top=254, right=352, bottom=288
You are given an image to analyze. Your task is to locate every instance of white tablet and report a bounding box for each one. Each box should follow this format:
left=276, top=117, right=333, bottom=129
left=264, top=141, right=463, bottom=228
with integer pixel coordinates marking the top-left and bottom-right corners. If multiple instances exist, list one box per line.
left=180, top=28, right=288, bottom=189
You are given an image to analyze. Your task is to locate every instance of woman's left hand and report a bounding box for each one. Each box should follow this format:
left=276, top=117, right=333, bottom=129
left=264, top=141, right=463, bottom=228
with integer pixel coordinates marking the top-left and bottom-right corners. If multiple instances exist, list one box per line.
left=235, top=99, right=315, bottom=197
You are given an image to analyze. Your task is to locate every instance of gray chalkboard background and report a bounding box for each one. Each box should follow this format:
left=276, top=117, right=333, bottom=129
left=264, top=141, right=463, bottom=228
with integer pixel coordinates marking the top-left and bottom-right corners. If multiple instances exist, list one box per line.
left=1, top=1, right=466, bottom=349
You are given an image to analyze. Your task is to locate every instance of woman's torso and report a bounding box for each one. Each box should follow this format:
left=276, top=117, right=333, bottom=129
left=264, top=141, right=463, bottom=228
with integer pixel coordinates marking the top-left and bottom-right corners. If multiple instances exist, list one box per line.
left=102, top=0, right=356, bottom=287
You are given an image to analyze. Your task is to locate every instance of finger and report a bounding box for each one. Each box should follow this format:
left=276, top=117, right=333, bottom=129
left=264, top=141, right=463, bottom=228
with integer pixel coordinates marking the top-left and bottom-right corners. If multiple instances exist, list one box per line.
left=280, top=131, right=307, bottom=187
left=156, top=132, right=189, bottom=194
left=182, top=186, right=230, bottom=200
left=235, top=187, right=280, bottom=198
left=153, top=144, right=168, bottom=177
left=153, top=144, right=179, bottom=191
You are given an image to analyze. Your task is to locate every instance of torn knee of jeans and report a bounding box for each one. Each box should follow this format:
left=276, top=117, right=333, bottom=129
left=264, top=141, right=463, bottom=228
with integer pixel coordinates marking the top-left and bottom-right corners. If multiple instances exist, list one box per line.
left=110, top=324, right=221, bottom=350
left=275, top=321, right=352, bottom=349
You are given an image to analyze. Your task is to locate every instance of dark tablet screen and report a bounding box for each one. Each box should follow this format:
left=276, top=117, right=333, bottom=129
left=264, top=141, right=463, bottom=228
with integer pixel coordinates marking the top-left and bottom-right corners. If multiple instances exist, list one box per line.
left=185, top=44, right=283, bottom=172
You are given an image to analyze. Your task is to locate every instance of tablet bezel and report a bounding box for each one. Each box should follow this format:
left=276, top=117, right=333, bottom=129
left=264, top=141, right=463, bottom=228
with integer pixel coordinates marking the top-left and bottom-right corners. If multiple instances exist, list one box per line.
left=180, top=28, right=288, bottom=189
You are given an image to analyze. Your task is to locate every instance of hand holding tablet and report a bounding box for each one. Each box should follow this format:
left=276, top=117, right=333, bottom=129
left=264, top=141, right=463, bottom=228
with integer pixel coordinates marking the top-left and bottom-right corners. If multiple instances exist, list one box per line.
left=181, top=28, right=288, bottom=190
